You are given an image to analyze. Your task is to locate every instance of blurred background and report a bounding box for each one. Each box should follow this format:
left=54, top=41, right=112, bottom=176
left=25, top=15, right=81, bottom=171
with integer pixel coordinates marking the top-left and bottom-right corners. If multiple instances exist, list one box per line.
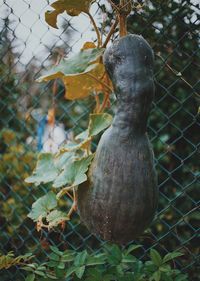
left=0, top=0, right=199, bottom=280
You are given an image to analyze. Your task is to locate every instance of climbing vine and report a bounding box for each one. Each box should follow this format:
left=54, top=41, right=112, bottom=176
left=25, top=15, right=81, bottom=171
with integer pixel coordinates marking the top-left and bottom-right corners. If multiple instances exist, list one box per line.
left=27, top=0, right=144, bottom=231
left=27, top=0, right=195, bottom=231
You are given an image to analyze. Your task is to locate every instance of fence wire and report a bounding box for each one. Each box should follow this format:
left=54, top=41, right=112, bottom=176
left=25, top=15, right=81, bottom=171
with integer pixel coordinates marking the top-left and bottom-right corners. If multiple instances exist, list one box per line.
left=0, top=0, right=199, bottom=280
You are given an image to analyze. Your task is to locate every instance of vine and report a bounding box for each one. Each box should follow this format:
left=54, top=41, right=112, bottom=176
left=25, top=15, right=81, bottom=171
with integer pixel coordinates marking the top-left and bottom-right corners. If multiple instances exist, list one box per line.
left=27, top=0, right=141, bottom=231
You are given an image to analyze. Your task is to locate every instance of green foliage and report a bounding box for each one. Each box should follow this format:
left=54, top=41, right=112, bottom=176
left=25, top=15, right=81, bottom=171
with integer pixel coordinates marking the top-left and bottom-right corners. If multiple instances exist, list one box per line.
left=15, top=245, right=188, bottom=281
left=53, top=154, right=94, bottom=188
left=26, top=112, right=112, bottom=229
left=28, top=191, right=57, bottom=222
left=0, top=1, right=199, bottom=280
left=25, top=154, right=59, bottom=185
left=88, top=113, right=113, bottom=137
left=37, top=48, right=104, bottom=82
left=0, top=129, right=36, bottom=238
left=0, top=252, right=33, bottom=270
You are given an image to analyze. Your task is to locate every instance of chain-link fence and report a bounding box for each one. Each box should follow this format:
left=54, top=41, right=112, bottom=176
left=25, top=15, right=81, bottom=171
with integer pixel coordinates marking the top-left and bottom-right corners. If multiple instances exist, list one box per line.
left=0, top=0, right=199, bottom=280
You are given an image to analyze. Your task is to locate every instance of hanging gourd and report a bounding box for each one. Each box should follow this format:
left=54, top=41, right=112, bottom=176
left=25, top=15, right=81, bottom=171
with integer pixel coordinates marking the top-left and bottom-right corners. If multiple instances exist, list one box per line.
left=77, top=34, right=158, bottom=245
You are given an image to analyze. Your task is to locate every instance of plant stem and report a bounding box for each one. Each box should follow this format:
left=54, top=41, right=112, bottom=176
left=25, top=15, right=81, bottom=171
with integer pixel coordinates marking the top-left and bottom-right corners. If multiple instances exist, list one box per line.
left=102, top=18, right=119, bottom=48
left=107, top=0, right=120, bottom=12
left=119, top=0, right=132, bottom=37
left=86, top=72, right=113, bottom=92
left=86, top=12, right=102, bottom=47
left=99, top=92, right=110, bottom=113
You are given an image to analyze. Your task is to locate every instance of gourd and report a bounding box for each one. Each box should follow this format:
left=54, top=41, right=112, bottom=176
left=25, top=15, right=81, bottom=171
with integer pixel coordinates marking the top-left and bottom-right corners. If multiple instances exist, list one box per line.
left=78, top=34, right=158, bottom=245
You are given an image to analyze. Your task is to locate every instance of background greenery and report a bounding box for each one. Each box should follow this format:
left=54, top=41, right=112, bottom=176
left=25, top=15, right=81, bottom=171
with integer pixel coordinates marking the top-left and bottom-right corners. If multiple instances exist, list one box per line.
left=0, top=0, right=199, bottom=280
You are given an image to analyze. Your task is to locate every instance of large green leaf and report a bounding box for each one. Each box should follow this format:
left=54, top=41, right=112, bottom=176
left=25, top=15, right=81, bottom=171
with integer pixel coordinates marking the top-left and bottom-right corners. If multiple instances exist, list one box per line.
left=28, top=191, right=57, bottom=222
left=25, top=152, right=73, bottom=186
left=45, top=0, right=95, bottom=28
left=25, top=153, right=58, bottom=185
left=37, top=48, right=104, bottom=82
left=150, top=249, right=162, bottom=267
left=53, top=155, right=94, bottom=188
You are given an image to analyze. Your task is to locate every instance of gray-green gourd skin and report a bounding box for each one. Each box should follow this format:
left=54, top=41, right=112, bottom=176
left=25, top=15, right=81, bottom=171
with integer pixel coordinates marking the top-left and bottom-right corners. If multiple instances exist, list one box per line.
left=78, top=34, right=158, bottom=245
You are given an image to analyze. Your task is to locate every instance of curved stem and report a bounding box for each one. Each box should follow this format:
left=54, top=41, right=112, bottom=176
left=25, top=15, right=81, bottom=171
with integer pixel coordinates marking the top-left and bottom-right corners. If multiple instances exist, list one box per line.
left=86, top=12, right=102, bottom=47
left=99, top=92, right=110, bottom=113
left=86, top=72, right=113, bottom=92
left=102, top=18, right=119, bottom=48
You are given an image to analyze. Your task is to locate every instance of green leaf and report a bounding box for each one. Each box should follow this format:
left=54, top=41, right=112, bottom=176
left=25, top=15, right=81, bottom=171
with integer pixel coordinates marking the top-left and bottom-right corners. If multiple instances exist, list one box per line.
left=122, top=255, right=136, bottom=263
left=152, top=271, right=161, bottom=281
left=53, top=155, right=94, bottom=188
left=49, top=246, right=62, bottom=256
left=47, top=210, right=69, bottom=227
left=74, top=250, right=88, bottom=266
left=54, top=152, right=74, bottom=170
left=49, top=253, right=60, bottom=262
left=65, top=266, right=77, bottom=279
left=25, top=153, right=58, bottom=185
left=75, top=265, right=86, bottom=279
left=150, top=249, right=162, bottom=267
left=34, top=270, right=46, bottom=277
left=88, top=113, right=113, bottom=137
left=125, top=244, right=142, bottom=255
left=85, top=268, right=103, bottom=281
left=163, top=252, right=183, bottom=263
left=86, top=255, right=106, bottom=266
left=37, top=48, right=104, bottom=82
left=61, top=253, right=76, bottom=262
left=57, top=261, right=65, bottom=269
left=104, top=244, right=122, bottom=266
left=174, top=274, right=188, bottom=281
left=45, top=0, right=95, bottom=28
left=28, top=191, right=57, bottom=222
left=68, top=113, right=112, bottom=151
left=25, top=274, right=35, bottom=281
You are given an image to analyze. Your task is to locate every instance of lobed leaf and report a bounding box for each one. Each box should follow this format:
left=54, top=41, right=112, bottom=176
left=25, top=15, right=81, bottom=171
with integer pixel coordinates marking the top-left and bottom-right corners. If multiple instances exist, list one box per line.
left=28, top=191, right=57, bottom=222
left=25, top=153, right=58, bottom=185
left=53, top=155, right=94, bottom=188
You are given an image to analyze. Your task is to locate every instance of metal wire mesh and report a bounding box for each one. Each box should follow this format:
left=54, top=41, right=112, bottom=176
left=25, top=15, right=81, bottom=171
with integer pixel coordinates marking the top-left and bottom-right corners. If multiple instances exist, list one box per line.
left=0, top=0, right=199, bottom=280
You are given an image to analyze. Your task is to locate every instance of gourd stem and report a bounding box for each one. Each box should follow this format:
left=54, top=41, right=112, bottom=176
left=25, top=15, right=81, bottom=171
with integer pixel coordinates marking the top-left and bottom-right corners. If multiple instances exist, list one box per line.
left=119, top=13, right=127, bottom=37
left=119, top=0, right=132, bottom=37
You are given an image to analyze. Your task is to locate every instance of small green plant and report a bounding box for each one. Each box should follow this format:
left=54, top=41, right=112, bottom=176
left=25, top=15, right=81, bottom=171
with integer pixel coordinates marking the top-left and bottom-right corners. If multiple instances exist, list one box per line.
left=0, top=252, right=33, bottom=270
left=3, top=244, right=187, bottom=281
